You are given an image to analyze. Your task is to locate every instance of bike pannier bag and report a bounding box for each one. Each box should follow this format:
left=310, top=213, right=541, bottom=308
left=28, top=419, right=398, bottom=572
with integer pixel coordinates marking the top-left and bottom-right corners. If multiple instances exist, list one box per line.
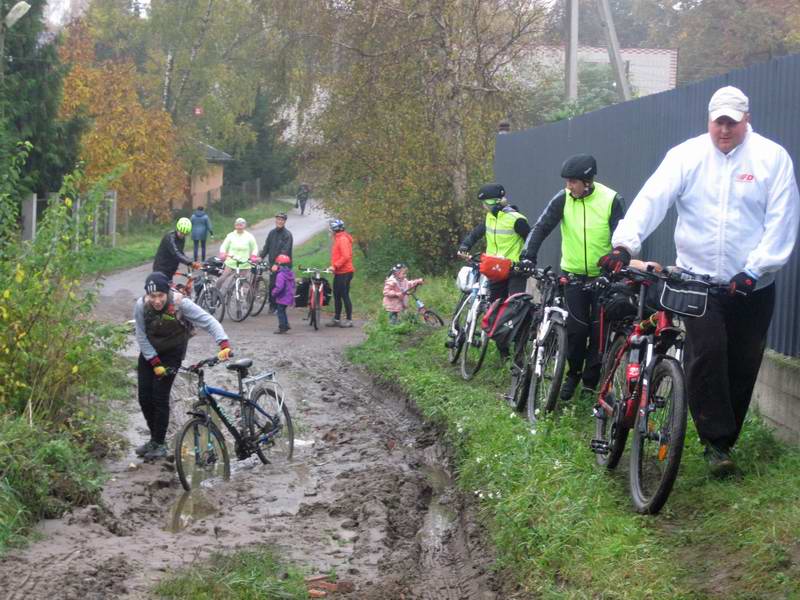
left=456, top=265, right=478, bottom=293
left=295, top=277, right=310, bottom=308
left=646, top=279, right=710, bottom=318
left=479, top=254, right=513, bottom=282
left=481, top=293, right=533, bottom=348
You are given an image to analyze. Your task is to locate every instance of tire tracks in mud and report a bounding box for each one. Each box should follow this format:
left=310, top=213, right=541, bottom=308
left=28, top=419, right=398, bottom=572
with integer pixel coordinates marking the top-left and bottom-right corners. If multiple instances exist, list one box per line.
left=0, top=317, right=510, bottom=599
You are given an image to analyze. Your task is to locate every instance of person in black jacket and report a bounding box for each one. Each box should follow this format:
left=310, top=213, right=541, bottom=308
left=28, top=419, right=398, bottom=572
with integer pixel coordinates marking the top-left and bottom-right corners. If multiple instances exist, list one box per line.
left=520, top=154, right=625, bottom=401
left=259, top=212, right=294, bottom=313
left=153, top=217, right=199, bottom=280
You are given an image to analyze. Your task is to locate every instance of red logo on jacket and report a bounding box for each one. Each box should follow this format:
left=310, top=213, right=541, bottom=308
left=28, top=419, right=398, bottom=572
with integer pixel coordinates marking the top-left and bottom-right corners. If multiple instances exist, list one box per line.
left=735, top=173, right=755, bottom=182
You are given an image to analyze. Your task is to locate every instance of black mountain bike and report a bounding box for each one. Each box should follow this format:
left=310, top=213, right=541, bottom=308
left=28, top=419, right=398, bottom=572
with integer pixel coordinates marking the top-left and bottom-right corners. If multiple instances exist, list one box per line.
left=173, top=356, right=294, bottom=491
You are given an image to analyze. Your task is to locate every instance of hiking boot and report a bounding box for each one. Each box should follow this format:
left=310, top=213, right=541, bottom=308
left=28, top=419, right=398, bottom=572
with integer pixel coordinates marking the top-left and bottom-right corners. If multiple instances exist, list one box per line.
left=704, top=443, right=736, bottom=478
left=325, top=319, right=341, bottom=327
left=143, top=443, right=168, bottom=461
left=273, top=328, right=288, bottom=334
left=560, top=373, right=580, bottom=401
left=134, top=440, right=156, bottom=457
left=340, top=320, right=353, bottom=328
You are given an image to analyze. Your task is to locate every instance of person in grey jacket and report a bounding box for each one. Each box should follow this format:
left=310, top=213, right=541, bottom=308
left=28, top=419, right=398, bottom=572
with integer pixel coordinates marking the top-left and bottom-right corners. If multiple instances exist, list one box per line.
left=134, top=272, right=233, bottom=460
left=190, top=206, right=213, bottom=262
left=259, top=212, right=293, bottom=312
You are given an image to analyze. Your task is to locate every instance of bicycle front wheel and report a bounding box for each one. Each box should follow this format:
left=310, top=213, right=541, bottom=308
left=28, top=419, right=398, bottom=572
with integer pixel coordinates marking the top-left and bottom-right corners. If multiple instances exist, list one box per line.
left=314, top=287, right=322, bottom=329
left=226, top=278, right=253, bottom=322
left=447, top=294, right=469, bottom=364
left=245, top=385, right=294, bottom=465
left=508, top=322, right=535, bottom=411
left=250, top=273, right=270, bottom=317
left=629, top=358, right=687, bottom=515
left=460, top=302, right=489, bottom=380
left=174, top=417, right=230, bottom=492
left=595, top=334, right=630, bottom=469
left=200, top=286, right=225, bottom=322
left=422, top=309, right=444, bottom=327
left=308, top=285, right=318, bottom=330
left=526, top=320, right=567, bottom=424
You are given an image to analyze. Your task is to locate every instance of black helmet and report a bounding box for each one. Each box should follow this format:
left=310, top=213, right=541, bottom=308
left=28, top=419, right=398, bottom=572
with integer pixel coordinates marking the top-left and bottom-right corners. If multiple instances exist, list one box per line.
left=560, top=154, right=597, bottom=180
left=477, top=183, right=505, bottom=201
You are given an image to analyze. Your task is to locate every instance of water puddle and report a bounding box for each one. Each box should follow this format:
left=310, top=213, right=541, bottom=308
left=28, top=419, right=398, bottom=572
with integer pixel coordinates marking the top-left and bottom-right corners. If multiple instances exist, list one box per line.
left=417, top=447, right=457, bottom=558
left=165, top=490, right=219, bottom=533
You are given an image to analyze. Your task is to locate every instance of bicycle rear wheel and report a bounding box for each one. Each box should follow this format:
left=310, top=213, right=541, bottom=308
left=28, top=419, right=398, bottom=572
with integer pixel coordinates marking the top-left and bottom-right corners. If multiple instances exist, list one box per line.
left=629, top=358, right=687, bottom=514
left=174, top=417, right=230, bottom=492
left=594, top=334, right=630, bottom=469
left=199, top=286, right=224, bottom=322
left=245, top=385, right=294, bottom=465
left=526, top=320, right=567, bottom=424
left=422, top=309, right=444, bottom=327
left=250, top=273, right=270, bottom=317
left=508, top=320, right=535, bottom=411
left=460, top=302, right=489, bottom=380
left=447, top=294, right=469, bottom=364
left=226, top=278, right=253, bottom=322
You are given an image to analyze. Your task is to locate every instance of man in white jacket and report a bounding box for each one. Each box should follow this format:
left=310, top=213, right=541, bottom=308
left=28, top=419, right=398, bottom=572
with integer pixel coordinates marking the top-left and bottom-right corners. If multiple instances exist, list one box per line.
left=600, top=86, right=800, bottom=476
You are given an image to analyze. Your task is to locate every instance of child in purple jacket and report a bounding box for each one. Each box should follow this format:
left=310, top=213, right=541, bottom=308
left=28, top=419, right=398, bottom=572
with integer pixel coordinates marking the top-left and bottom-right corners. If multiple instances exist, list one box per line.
left=271, top=254, right=296, bottom=334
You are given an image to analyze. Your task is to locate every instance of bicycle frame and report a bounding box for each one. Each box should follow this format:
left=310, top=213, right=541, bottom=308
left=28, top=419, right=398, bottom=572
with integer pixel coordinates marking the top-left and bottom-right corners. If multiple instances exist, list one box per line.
left=459, top=272, right=489, bottom=342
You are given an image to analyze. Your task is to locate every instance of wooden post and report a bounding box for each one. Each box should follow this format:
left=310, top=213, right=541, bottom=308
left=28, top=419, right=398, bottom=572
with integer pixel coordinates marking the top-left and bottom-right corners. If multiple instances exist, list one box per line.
left=596, top=0, right=632, bottom=101
left=107, top=190, right=118, bottom=247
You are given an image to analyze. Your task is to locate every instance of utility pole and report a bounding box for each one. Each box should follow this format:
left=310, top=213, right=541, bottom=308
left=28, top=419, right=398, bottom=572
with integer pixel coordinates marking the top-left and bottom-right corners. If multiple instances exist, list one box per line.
left=565, top=0, right=579, bottom=101
left=596, top=0, right=632, bottom=101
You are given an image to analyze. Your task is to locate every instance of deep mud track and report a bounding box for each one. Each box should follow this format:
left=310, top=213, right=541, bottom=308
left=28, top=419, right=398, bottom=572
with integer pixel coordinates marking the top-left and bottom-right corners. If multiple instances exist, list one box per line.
left=0, top=311, right=505, bottom=599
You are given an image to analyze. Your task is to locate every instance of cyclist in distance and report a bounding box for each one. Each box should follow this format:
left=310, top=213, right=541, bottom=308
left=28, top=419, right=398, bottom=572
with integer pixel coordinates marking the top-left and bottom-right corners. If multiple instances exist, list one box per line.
left=259, top=212, right=293, bottom=314
left=458, top=183, right=530, bottom=360
left=153, top=217, right=200, bottom=280
left=217, top=217, right=260, bottom=293
left=520, top=154, right=625, bottom=402
left=133, top=271, right=233, bottom=461
left=601, top=86, right=800, bottom=476
left=326, top=219, right=355, bottom=328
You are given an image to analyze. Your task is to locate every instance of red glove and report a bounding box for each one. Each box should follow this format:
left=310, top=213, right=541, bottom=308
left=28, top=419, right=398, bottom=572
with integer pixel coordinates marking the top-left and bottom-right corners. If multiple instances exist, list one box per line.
left=217, top=340, right=232, bottom=361
left=250, top=255, right=261, bottom=263
left=598, top=247, right=631, bottom=273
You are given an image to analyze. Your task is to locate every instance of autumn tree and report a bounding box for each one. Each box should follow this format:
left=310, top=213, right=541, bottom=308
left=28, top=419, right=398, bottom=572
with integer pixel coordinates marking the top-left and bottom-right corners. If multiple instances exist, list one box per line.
left=59, top=23, right=186, bottom=222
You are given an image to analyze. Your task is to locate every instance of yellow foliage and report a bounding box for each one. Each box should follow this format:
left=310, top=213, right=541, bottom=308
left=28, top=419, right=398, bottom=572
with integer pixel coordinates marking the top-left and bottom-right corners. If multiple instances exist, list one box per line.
left=59, top=22, right=186, bottom=219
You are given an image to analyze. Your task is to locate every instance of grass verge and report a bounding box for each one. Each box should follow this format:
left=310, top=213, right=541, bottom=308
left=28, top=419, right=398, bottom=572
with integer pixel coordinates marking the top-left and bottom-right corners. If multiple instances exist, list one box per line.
left=84, top=199, right=293, bottom=274
left=347, top=273, right=800, bottom=599
left=153, top=547, right=308, bottom=599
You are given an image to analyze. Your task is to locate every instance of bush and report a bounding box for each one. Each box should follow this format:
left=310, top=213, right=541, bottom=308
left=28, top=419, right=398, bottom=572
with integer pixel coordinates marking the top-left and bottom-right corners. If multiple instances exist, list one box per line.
left=358, top=229, right=424, bottom=280
left=0, top=417, right=105, bottom=552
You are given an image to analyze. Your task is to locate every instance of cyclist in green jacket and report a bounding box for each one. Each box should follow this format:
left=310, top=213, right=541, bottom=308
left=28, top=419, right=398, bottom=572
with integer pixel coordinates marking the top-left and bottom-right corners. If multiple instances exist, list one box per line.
left=459, top=183, right=530, bottom=359
left=520, top=154, right=625, bottom=401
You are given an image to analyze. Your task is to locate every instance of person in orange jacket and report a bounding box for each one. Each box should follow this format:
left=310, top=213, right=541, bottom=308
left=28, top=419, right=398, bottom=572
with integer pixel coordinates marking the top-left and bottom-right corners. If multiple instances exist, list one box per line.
left=326, top=219, right=354, bottom=328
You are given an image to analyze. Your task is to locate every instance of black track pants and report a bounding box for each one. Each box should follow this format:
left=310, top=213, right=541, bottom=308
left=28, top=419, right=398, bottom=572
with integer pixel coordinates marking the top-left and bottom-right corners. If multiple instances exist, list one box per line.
left=563, top=279, right=602, bottom=388
left=683, top=284, right=775, bottom=450
left=137, top=346, right=186, bottom=445
left=333, top=272, right=353, bottom=320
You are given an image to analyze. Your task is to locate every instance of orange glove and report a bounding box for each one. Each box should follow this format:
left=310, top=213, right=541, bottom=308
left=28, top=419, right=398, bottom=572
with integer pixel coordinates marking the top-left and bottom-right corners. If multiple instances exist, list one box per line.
left=217, top=341, right=232, bottom=361
left=153, top=365, right=167, bottom=377
left=192, top=262, right=202, bottom=270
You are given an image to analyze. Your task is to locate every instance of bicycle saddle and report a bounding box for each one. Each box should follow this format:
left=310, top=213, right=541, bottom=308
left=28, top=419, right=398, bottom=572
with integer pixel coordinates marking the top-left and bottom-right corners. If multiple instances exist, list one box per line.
left=226, top=358, right=253, bottom=371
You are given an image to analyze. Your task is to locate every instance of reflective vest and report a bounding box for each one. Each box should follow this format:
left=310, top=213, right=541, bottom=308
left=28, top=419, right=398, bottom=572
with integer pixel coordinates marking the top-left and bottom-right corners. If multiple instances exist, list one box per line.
left=485, top=207, right=527, bottom=262
left=561, top=182, right=616, bottom=277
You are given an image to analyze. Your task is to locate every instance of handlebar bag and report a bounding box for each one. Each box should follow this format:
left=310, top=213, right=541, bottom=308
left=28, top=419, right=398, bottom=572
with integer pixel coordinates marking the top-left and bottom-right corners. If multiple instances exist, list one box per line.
left=479, top=254, right=513, bottom=282
left=647, top=278, right=710, bottom=318
left=481, top=293, right=533, bottom=347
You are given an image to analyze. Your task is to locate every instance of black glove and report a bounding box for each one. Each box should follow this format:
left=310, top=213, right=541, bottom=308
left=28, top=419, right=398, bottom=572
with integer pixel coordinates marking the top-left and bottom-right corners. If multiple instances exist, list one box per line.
left=519, top=258, right=536, bottom=273
left=598, top=247, right=631, bottom=273
left=729, top=271, right=757, bottom=297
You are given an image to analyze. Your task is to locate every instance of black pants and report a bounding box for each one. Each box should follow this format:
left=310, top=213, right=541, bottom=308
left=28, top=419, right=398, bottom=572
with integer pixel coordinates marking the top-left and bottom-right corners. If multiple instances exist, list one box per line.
left=683, top=284, right=775, bottom=450
left=563, top=276, right=602, bottom=389
left=137, top=346, right=186, bottom=445
left=193, top=239, right=207, bottom=262
left=488, top=273, right=528, bottom=356
left=298, top=198, right=307, bottom=215
left=333, top=272, right=353, bottom=320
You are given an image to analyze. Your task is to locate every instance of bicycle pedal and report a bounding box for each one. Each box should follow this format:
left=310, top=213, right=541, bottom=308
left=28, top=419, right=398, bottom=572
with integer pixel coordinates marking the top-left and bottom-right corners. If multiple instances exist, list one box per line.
left=589, top=439, right=610, bottom=454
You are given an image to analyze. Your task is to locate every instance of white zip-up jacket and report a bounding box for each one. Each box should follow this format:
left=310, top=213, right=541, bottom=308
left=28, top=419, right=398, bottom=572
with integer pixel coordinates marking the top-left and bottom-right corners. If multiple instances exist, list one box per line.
left=612, top=127, right=800, bottom=289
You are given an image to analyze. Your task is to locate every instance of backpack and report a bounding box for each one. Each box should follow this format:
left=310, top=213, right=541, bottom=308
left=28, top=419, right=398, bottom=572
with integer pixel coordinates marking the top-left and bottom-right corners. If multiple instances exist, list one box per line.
left=481, top=293, right=533, bottom=347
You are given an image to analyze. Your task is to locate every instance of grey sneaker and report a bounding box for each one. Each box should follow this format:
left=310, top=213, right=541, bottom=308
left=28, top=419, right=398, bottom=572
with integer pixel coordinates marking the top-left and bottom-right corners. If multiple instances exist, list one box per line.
left=325, top=319, right=341, bottom=327
left=340, top=320, right=353, bottom=328
left=704, top=443, right=736, bottom=478
left=143, top=443, right=168, bottom=461
left=134, top=440, right=156, bottom=457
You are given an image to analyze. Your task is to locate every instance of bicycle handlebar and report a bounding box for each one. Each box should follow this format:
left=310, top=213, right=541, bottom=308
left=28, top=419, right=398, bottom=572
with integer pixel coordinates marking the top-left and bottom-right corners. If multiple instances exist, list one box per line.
left=299, top=267, right=334, bottom=274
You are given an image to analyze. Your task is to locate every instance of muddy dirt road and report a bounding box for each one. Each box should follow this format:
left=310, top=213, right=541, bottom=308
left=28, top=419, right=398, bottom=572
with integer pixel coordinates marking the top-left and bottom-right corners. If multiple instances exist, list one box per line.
left=0, top=207, right=506, bottom=599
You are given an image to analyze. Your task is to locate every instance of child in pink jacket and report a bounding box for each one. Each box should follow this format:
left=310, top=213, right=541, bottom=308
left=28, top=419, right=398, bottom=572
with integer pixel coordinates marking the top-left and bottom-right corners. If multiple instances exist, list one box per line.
left=383, top=263, right=423, bottom=324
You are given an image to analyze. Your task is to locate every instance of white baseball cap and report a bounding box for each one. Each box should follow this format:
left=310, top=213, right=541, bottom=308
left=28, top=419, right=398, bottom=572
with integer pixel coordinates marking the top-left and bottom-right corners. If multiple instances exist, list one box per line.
left=708, top=86, right=749, bottom=122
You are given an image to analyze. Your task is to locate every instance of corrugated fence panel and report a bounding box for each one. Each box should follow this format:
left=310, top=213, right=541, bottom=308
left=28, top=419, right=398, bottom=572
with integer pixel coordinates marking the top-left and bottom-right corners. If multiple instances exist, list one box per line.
left=495, top=53, right=800, bottom=356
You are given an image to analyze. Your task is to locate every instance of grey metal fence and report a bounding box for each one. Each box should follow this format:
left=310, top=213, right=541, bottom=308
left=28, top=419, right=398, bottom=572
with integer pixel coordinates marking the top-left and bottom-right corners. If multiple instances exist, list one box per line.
left=495, top=52, right=800, bottom=356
